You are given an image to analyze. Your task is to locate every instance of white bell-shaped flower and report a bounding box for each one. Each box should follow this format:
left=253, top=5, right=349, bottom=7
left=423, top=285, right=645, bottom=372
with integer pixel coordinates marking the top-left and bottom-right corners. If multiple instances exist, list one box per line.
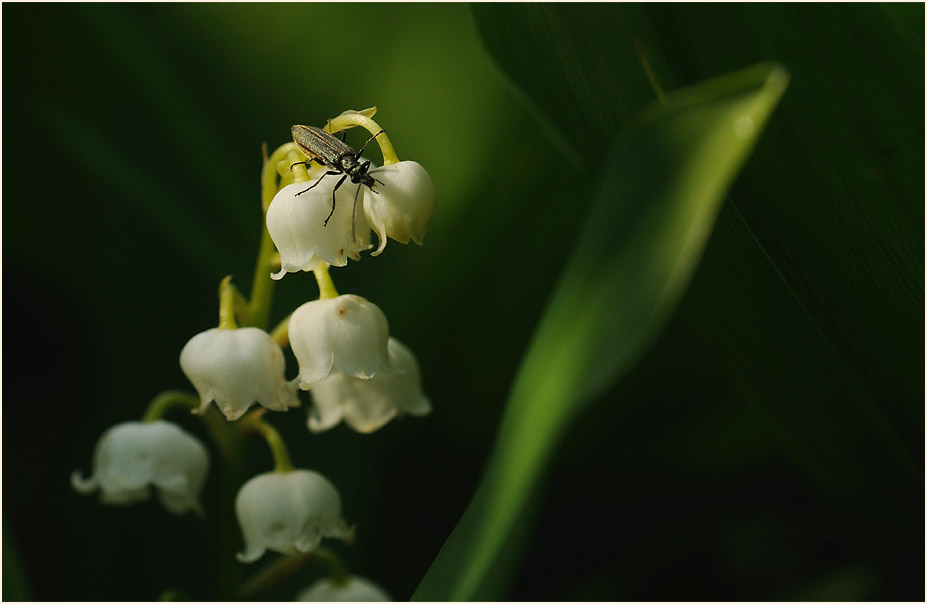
left=236, top=469, right=353, bottom=563
left=289, top=294, right=397, bottom=389
left=266, top=180, right=371, bottom=279
left=296, top=575, right=391, bottom=601
left=71, top=420, right=209, bottom=515
left=364, top=161, right=436, bottom=256
left=309, top=338, right=430, bottom=433
left=180, top=327, right=300, bottom=421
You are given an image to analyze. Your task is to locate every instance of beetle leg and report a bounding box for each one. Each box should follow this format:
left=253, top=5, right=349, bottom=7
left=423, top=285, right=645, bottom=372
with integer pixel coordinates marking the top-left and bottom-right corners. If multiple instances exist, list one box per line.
left=295, top=171, right=340, bottom=196
left=289, top=160, right=312, bottom=172
left=323, top=119, right=347, bottom=142
left=290, top=157, right=328, bottom=173
left=351, top=180, right=363, bottom=245
left=323, top=173, right=349, bottom=226
left=366, top=167, right=386, bottom=188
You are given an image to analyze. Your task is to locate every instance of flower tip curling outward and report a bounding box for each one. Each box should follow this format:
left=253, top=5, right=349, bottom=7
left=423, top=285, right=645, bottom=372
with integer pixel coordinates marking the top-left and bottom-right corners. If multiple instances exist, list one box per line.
left=235, top=469, right=352, bottom=563
left=288, top=295, right=397, bottom=390
left=308, top=337, right=430, bottom=434
left=295, top=575, right=391, bottom=602
left=71, top=421, right=209, bottom=515
left=363, top=161, right=435, bottom=256
left=179, top=327, right=300, bottom=421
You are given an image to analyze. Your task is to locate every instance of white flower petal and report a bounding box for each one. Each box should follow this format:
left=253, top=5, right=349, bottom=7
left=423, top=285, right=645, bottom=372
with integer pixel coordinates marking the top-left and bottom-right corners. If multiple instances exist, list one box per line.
left=266, top=180, right=369, bottom=278
left=235, top=469, right=352, bottom=563
left=180, top=327, right=299, bottom=421
left=363, top=161, right=436, bottom=255
left=307, top=397, right=345, bottom=433
left=70, top=469, right=98, bottom=494
left=308, top=338, right=430, bottom=434
left=289, top=295, right=396, bottom=389
left=99, top=485, right=151, bottom=506
left=295, top=575, right=391, bottom=602
left=72, top=421, right=209, bottom=515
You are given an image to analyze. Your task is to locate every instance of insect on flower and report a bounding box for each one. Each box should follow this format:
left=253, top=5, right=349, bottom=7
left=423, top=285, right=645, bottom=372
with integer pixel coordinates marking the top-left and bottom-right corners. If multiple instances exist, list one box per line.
left=290, top=124, right=385, bottom=228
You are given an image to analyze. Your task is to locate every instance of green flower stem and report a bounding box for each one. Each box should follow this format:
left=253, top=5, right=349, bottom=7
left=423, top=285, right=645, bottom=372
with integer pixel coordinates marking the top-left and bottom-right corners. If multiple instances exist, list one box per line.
left=246, top=142, right=297, bottom=330
left=241, top=410, right=293, bottom=473
left=142, top=393, right=237, bottom=464
left=233, top=288, right=250, bottom=323
left=261, top=142, right=299, bottom=212
left=142, top=390, right=200, bottom=422
left=312, top=547, right=351, bottom=586
left=257, top=418, right=293, bottom=473
left=218, top=275, right=239, bottom=329
left=288, top=149, right=311, bottom=184
left=237, top=547, right=351, bottom=598
left=246, top=224, right=276, bottom=331
left=269, top=313, right=291, bottom=349
left=327, top=110, right=400, bottom=166
left=313, top=263, right=339, bottom=299
left=238, top=552, right=313, bottom=599
left=215, top=424, right=247, bottom=599
left=197, top=405, right=238, bottom=463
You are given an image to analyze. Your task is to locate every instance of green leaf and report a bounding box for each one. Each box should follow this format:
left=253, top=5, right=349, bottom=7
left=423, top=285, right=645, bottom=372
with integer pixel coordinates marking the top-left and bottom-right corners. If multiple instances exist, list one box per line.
left=37, top=99, right=229, bottom=276
left=471, top=3, right=673, bottom=162
left=474, top=0, right=924, bottom=514
left=413, top=62, right=789, bottom=601
left=3, top=516, right=32, bottom=602
left=653, top=4, right=925, bottom=497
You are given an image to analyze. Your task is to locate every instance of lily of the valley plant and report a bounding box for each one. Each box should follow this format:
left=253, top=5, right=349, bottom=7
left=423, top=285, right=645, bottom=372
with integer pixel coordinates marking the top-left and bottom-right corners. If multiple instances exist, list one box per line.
left=72, top=108, right=435, bottom=601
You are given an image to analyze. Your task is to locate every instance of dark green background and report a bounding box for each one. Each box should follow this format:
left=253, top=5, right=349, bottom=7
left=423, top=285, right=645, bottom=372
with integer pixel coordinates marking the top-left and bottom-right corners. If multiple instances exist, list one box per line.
left=3, top=3, right=923, bottom=601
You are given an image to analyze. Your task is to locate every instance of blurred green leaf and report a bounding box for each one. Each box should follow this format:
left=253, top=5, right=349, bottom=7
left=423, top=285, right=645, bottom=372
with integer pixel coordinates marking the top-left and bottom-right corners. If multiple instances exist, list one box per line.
left=474, top=0, right=924, bottom=510
left=38, top=99, right=229, bottom=276
left=649, top=3, right=924, bottom=498
left=471, top=4, right=673, bottom=163
left=3, top=517, right=32, bottom=601
left=414, top=62, right=788, bottom=601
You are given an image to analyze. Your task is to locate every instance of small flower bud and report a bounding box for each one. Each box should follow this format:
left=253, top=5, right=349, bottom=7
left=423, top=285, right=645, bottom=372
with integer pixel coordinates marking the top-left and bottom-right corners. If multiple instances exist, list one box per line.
left=236, top=469, right=353, bottom=563
left=309, top=338, right=430, bottom=433
left=364, top=161, right=435, bottom=255
left=296, top=575, right=391, bottom=601
left=180, top=327, right=299, bottom=421
left=289, top=294, right=397, bottom=389
left=71, top=421, right=209, bottom=515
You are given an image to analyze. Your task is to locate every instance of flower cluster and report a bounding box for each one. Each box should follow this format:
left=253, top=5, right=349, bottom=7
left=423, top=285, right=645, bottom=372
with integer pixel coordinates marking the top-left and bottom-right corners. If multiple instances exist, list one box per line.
left=71, top=109, right=433, bottom=597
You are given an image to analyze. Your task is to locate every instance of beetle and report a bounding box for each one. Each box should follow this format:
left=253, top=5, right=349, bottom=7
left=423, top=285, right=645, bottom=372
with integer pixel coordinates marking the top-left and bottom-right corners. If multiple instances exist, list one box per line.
left=290, top=124, right=385, bottom=227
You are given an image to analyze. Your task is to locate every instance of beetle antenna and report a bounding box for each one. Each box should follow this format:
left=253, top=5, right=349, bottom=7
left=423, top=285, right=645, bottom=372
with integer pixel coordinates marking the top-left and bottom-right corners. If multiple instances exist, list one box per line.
left=355, top=129, right=385, bottom=158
